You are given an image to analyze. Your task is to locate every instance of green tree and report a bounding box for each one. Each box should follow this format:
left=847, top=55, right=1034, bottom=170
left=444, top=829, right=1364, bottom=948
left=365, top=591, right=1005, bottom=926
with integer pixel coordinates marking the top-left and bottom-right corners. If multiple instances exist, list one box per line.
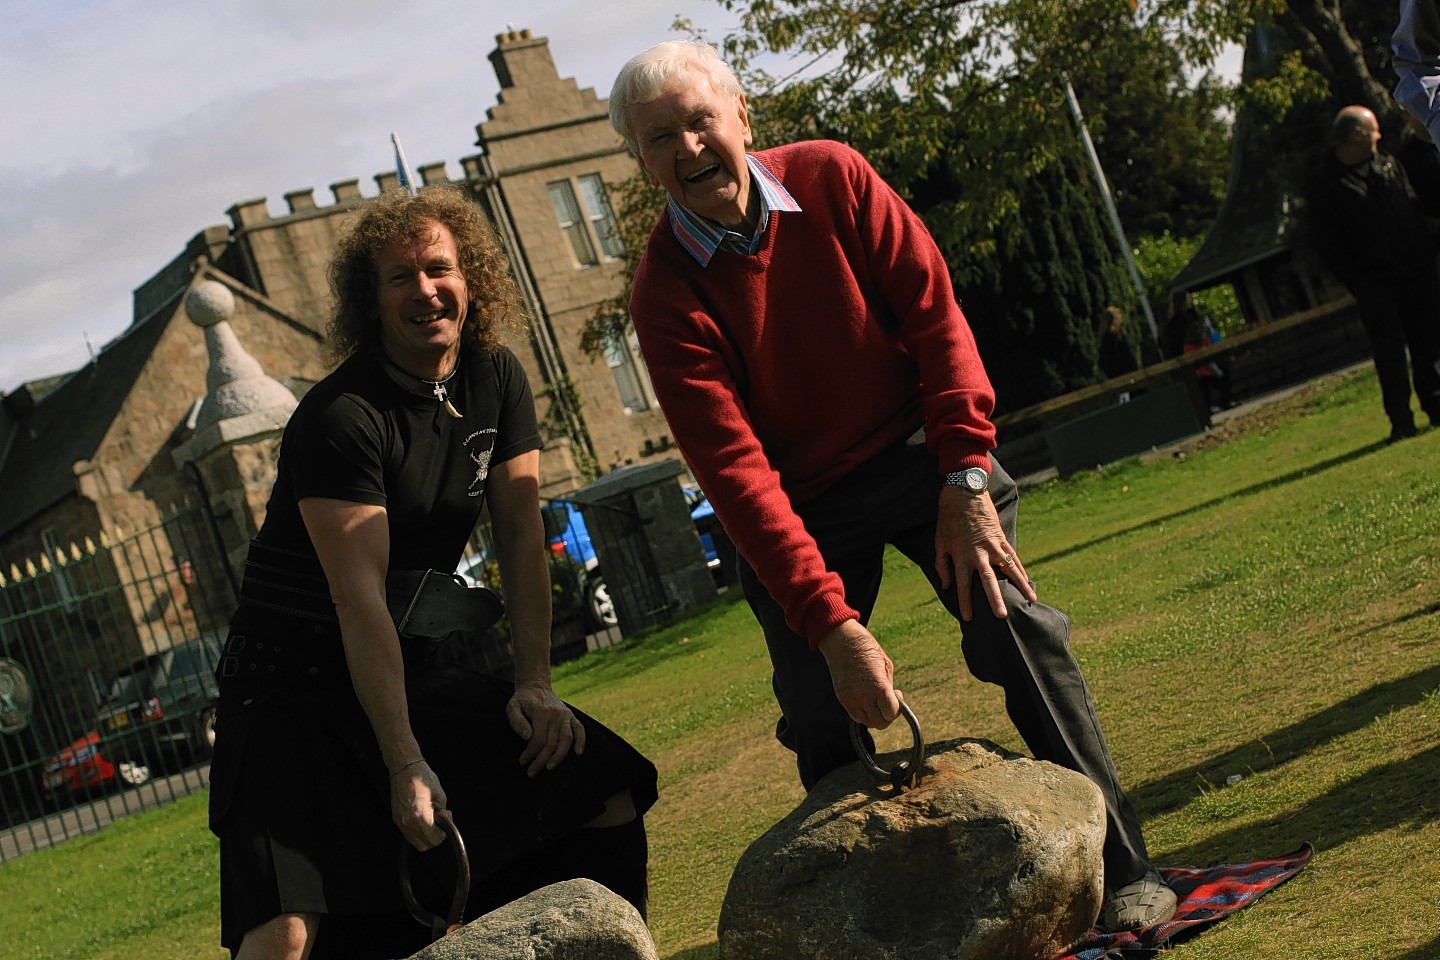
left=960, top=143, right=1143, bottom=410
left=710, top=0, right=1231, bottom=278
left=708, top=0, right=1203, bottom=403
left=1132, top=232, right=1243, bottom=339
left=1071, top=18, right=1231, bottom=240
left=587, top=2, right=1397, bottom=404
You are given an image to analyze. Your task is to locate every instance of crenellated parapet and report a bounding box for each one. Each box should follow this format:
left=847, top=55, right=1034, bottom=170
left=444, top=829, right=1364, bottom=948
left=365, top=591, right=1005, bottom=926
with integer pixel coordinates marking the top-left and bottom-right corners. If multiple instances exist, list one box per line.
left=220, top=160, right=457, bottom=231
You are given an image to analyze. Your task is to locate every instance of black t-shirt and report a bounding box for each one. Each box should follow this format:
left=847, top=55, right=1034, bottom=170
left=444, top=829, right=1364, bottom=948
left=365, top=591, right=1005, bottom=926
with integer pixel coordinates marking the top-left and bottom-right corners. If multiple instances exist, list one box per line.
left=255, top=344, right=540, bottom=572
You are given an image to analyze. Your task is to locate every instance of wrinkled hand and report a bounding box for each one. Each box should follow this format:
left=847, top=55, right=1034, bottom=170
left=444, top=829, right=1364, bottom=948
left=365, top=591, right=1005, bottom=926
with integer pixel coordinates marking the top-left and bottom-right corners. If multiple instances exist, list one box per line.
left=934, top=486, right=1038, bottom=621
left=507, top=681, right=587, bottom=777
left=817, top=620, right=902, bottom=730
left=390, top=759, right=447, bottom=852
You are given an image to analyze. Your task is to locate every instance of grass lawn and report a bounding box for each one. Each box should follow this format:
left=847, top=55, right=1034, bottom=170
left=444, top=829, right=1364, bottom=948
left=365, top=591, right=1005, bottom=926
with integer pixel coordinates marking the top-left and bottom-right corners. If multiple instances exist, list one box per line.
left=2, top=366, right=1436, bottom=960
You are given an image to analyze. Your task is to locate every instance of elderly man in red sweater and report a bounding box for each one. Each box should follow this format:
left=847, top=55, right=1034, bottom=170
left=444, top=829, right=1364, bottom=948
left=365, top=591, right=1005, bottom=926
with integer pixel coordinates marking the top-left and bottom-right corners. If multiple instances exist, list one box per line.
left=610, top=39, right=1175, bottom=932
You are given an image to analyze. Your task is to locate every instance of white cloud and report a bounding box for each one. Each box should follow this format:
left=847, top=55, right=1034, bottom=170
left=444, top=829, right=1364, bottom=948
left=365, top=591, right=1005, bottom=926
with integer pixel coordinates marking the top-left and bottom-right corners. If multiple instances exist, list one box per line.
left=0, top=0, right=750, bottom=392
left=1, top=1, right=1248, bottom=394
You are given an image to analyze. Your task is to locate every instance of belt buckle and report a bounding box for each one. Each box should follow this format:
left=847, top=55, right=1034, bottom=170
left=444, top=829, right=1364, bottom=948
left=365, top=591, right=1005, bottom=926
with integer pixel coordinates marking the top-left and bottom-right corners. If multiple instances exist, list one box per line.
left=397, top=569, right=438, bottom=638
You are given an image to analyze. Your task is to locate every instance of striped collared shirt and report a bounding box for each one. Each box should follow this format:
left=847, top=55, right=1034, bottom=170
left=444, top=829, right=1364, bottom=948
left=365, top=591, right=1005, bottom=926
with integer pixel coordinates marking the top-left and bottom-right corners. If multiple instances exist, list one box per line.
left=665, top=154, right=803, bottom=266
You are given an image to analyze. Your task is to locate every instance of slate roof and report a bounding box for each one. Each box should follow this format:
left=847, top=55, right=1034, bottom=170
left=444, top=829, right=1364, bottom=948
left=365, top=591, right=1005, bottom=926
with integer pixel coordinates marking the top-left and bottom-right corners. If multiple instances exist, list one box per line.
left=0, top=266, right=317, bottom=540
left=0, top=297, right=176, bottom=538
left=1170, top=21, right=1304, bottom=294
left=1169, top=133, right=1300, bottom=293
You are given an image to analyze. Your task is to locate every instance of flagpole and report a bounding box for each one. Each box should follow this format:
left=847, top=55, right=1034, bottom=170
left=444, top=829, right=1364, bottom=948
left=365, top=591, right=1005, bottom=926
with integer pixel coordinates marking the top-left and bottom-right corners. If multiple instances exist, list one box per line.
left=1064, top=80, right=1160, bottom=347
left=391, top=132, right=418, bottom=197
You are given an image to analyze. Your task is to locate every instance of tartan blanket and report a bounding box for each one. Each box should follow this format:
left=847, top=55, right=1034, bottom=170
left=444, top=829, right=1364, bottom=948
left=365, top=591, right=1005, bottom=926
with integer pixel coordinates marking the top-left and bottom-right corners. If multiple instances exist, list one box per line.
left=1051, top=844, right=1314, bottom=960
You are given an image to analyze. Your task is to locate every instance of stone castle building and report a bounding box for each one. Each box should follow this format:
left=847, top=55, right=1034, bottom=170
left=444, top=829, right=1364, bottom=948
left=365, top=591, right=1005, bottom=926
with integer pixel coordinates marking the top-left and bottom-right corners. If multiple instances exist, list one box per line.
left=0, top=28, right=670, bottom=575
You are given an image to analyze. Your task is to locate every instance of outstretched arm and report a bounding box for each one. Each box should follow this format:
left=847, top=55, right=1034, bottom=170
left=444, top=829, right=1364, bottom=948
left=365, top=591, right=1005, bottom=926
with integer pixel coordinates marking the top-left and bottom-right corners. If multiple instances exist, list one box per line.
left=299, top=497, right=447, bottom=852
left=488, top=449, right=586, bottom=776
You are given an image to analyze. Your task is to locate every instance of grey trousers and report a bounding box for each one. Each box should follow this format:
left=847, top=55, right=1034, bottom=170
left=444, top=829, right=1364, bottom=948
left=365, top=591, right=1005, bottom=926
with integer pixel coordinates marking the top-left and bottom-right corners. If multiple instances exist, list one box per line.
left=735, top=441, right=1155, bottom=888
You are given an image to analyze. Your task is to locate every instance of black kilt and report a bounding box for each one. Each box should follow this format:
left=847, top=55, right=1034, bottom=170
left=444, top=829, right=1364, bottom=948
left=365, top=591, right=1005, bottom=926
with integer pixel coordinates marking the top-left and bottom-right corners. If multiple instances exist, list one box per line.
left=208, top=610, right=658, bottom=957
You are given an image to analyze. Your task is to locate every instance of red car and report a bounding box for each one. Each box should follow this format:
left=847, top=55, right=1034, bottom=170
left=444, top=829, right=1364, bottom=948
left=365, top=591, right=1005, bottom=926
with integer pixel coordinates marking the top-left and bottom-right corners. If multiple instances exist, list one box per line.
left=41, top=730, right=151, bottom=805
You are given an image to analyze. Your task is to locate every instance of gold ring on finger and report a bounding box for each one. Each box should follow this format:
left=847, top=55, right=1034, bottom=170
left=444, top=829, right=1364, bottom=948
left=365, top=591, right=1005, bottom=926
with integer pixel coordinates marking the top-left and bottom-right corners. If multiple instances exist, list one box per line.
left=997, top=553, right=1014, bottom=567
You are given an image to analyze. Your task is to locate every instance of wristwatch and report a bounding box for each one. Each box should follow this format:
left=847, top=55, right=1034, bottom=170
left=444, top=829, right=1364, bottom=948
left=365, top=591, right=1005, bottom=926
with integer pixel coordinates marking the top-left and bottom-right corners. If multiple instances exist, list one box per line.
left=944, top=466, right=989, bottom=495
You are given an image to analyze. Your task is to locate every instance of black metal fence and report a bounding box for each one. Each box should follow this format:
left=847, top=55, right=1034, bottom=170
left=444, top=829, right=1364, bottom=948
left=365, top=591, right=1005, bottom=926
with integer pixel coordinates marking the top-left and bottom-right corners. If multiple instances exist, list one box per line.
left=0, top=505, right=235, bottom=861
left=0, top=484, right=711, bottom=859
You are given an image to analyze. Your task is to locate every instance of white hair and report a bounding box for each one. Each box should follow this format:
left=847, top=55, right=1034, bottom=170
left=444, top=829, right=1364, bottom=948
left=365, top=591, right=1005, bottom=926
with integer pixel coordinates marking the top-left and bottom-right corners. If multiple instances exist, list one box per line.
left=609, top=40, right=744, bottom=152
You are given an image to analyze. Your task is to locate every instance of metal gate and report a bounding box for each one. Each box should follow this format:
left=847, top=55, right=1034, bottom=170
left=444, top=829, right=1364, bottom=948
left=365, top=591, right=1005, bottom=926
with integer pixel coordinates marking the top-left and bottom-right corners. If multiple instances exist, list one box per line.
left=0, top=505, right=235, bottom=861
left=0, top=497, right=667, bottom=860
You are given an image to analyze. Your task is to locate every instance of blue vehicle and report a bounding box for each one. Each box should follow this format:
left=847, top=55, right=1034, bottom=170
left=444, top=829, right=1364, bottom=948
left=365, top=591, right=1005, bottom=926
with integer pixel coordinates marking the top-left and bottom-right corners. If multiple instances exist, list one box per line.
left=681, top=486, right=724, bottom=573
left=541, top=490, right=723, bottom=629
left=540, top=501, right=613, bottom=628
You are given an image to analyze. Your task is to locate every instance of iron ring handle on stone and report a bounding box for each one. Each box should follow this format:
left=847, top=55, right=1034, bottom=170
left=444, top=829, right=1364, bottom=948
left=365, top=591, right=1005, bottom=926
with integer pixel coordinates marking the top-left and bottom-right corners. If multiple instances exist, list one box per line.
left=399, top=808, right=472, bottom=942
left=850, top=700, right=925, bottom=791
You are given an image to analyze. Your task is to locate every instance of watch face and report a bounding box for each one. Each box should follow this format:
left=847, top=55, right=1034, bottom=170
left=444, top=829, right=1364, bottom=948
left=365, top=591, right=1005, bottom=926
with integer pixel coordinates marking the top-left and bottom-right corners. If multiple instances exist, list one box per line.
left=946, top=468, right=988, bottom=492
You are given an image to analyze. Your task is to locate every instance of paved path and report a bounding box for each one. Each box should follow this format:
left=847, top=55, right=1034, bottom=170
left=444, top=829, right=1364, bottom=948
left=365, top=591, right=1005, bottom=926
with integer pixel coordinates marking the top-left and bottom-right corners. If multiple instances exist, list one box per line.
left=1015, top=361, right=1372, bottom=488
left=0, top=764, right=209, bottom=861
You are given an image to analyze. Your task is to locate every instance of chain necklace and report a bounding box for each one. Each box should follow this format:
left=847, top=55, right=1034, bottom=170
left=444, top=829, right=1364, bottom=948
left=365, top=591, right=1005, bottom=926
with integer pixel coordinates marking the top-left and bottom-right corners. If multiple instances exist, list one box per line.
left=382, top=355, right=463, bottom=419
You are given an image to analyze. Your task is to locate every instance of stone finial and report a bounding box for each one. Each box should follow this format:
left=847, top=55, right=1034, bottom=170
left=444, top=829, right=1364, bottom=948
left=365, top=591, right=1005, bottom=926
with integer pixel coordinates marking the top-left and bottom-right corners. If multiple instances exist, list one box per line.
left=185, top=281, right=235, bottom=328
left=184, top=280, right=297, bottom=433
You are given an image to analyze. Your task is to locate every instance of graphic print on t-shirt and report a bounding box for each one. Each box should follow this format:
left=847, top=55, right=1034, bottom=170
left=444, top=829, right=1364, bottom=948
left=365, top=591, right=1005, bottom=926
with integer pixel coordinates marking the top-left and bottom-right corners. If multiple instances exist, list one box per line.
left=465, top=428, right=498, bottom=497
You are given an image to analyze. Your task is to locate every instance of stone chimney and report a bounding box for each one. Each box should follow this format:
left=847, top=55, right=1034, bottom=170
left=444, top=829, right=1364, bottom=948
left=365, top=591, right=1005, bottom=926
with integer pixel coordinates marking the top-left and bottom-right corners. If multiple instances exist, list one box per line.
left=489, top=28, right=557, bottom=90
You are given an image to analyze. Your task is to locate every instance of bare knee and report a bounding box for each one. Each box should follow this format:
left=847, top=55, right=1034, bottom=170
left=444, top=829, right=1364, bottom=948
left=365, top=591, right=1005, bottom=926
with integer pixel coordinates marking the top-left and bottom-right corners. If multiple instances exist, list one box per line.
left=583, top=789, right=637, bottom=828
left=236, top=913, right=318, bottom=960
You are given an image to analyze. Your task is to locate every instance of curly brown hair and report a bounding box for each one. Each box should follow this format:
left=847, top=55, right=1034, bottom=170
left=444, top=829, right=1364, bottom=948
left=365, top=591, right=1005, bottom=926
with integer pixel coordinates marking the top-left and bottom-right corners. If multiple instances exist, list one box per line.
left=325, top=185, right=526, bottom=363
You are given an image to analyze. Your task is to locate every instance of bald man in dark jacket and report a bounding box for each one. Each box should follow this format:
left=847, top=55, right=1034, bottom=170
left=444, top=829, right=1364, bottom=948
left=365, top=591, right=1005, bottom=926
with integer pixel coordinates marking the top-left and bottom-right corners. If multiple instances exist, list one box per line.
left=1308, top=105, right=1440, bottom=441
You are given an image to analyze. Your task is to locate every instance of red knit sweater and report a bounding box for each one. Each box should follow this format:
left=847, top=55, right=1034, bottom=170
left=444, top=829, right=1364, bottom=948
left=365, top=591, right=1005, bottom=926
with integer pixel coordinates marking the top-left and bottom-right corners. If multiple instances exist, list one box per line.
left=630, top=140, right=996, bottom=645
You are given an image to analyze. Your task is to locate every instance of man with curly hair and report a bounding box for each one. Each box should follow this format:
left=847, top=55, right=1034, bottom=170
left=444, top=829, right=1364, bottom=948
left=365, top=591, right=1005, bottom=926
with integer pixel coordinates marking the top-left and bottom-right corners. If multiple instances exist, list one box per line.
left=208, top=186, right=657, bottom=960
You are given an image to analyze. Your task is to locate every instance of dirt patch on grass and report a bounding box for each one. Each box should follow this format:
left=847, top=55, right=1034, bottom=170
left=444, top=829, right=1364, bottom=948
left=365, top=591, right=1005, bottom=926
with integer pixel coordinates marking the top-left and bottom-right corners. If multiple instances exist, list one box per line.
left=1144, top=367, right=1371, bottom=462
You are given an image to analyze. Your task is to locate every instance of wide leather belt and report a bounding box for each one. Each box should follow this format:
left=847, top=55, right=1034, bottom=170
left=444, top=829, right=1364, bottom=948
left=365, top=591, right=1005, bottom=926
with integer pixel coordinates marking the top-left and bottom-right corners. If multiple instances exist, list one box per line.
left=238, top=539, right=504, bottom=640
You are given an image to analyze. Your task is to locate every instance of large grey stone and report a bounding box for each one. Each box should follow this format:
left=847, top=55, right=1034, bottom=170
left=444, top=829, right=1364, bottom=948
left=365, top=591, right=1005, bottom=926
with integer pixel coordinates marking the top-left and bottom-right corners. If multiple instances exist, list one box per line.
left=718, top=739, right=1106, bottom=960
left=411, top=878, right=656, bottom=960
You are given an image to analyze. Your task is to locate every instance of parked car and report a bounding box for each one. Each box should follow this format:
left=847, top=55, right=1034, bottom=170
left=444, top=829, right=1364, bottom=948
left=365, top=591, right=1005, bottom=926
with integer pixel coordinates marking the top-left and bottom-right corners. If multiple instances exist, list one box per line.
left=41, top=729, right=152, bottom=807
left=541, top=501, right=616, bottom=629
left=455, top=549, right=495, bottom=590
left=681, top=485, right=726, bottom=579
left=93, top=634, right=222, bottom=774
left=541, top=491, right=725, bottom=630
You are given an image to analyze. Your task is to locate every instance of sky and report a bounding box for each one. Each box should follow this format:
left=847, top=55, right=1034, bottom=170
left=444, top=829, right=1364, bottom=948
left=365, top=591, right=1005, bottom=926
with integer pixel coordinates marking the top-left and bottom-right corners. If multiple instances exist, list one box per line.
left=0, top=1, right=1243, bottom=396
left=0, top=0, right=747, bottom=394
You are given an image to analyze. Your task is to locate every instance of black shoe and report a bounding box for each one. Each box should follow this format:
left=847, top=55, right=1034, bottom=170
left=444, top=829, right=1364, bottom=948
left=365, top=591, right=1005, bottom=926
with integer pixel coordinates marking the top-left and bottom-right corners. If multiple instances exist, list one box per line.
left=1388, top=424, right=1419, bottom=444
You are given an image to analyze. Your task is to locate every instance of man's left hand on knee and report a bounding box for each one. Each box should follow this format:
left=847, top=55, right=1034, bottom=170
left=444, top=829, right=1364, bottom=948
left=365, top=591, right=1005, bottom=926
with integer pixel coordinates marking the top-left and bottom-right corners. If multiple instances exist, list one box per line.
left=933, top=486, right=1037, bottom=620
